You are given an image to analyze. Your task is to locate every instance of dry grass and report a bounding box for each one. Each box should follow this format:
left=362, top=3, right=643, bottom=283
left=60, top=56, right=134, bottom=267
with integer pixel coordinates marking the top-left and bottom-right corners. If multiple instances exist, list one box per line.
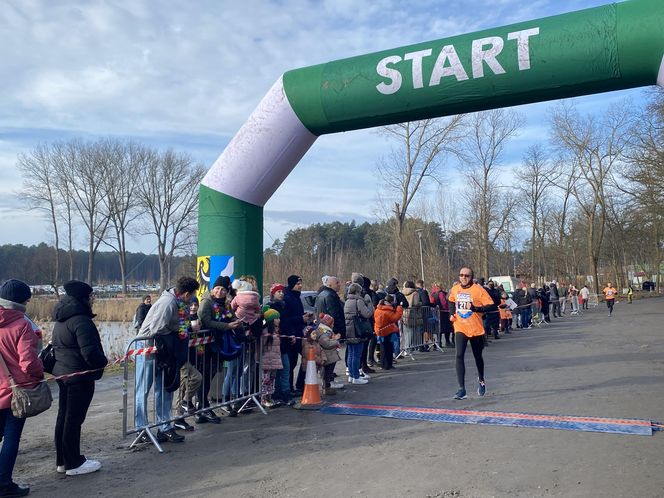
left=27, top=296, right=141, bottom=322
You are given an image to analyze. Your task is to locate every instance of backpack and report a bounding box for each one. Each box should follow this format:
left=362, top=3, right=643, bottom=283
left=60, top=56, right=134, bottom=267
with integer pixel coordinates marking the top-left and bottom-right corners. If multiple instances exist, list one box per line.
left=211, top=329, right=243, bottom=361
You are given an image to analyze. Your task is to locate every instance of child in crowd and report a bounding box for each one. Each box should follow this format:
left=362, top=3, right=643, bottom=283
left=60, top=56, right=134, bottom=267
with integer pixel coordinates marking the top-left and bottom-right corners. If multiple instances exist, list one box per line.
left=231, top=279, right=262, bottom=338
left=260, top=307, right=282, bottom=408
left=499, top=292, right=512, bottom=335
left=316, top=314, right=342, bottom=395
left=174, top=298, right=203, bottom=431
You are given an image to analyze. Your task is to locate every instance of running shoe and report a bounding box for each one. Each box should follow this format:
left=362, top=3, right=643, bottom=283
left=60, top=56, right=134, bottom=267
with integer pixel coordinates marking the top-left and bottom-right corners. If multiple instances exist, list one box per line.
left=478, top=380, right=486, bottom=397
left=453, top=388, right=467, bottom=400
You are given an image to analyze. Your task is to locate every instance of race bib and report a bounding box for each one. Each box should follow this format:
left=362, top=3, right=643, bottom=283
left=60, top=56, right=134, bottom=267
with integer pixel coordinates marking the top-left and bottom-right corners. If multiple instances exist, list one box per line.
left=456, top=292, right=473, bottom=319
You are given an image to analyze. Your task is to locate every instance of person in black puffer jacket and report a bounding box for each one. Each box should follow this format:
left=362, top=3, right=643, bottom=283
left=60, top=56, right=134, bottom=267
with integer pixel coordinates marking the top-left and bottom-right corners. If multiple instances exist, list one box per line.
left=51, top=280, right=107, bottom=476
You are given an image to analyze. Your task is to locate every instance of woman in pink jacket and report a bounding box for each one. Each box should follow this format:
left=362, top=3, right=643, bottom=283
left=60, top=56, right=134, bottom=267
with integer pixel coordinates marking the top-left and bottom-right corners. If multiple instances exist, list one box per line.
left=0, top=279, right=44, bottom=498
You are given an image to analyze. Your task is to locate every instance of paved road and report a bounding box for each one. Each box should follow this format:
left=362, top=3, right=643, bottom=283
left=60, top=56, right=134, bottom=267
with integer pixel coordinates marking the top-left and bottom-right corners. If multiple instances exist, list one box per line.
left=15, top=296, right=664, bottom=497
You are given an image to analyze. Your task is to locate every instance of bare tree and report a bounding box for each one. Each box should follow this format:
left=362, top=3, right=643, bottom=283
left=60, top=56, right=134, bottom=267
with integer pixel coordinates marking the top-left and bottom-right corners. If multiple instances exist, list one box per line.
left=377, top=117, right=466, bottom=276
left=16, top=144, right=60, bottom=291
left=622, top=90, right=664, bottom=290
left=550, top=100, right=632, bottom=293
left=99, top=141, right=146, bottom=293
left=136, top=149, right=206, bottom=291
left=56, top=139, right=112, bottom=284
left=517, top=144, right=559, bottom=279
left=460, top=109, right=523, bottom=278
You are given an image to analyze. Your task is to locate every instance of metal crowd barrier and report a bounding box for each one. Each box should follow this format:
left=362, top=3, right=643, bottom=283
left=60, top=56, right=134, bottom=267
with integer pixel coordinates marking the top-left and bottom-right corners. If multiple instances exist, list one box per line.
left=121, top=329, right=266, bottom=453
left=397, top=306, right=445, bottom=359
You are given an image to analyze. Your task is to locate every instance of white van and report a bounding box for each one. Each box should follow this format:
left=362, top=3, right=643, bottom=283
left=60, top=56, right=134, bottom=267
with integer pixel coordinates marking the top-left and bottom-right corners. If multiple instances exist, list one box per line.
left=489, top=275, right=520, bottom=296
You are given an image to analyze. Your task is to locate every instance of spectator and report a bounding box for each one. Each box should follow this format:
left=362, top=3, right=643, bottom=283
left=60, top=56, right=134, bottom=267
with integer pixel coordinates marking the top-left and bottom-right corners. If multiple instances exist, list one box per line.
left=282, top=275, right=312, bottom=394
left=173, top=299, right=203, bottom=431
left=231, top=279, right=262, bottom=339
left=580, top=285, right=590, bottom=310
left=260, top=308, right=283, bottom=408
left=402, top=281, right=422, bottom=353
left=315, top=276, right=346, bottom=340
left=201, top=276, right=243, bottom=416
left=484, top=281, right=502, bottom=340
left=133, top=295, right=152, bottom=333
left=0, top=279, right=43, bottom=496
left=268, top=283, right=294, bottom=406
left=135, top=277, right=199, bottom=444
left=317, top=314, right=342, bottom=395
left=430, top=283, right=453, bottom=347
left=52, top=280, right=108, bottom=475
left=344, top=283, right=373, bottom=384
left=549, top=280, right=561, bottom=317
left=373, top=295, right=403, bottom=370
left=361, top=276, right=378, bottom=373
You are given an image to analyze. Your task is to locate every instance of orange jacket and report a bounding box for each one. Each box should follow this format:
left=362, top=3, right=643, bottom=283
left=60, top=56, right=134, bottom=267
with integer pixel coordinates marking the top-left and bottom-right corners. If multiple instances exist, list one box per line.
left=373, top=304, right=403, bottom=337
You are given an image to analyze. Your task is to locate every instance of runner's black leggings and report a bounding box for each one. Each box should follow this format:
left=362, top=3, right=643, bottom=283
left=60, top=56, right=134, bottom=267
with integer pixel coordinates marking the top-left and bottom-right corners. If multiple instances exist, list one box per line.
left=455, top=332, right=485, bottom=389
left=606, top=299, right=614, bottom=314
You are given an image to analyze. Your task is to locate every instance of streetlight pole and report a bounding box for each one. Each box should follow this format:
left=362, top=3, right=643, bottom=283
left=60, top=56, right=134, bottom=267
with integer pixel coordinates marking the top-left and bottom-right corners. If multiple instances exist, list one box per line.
left=415, top=229, right=425, bottom=283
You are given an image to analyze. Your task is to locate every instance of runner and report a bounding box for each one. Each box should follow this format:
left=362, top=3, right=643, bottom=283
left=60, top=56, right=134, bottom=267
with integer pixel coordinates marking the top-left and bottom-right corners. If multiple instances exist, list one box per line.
left=603, top=282, right=617, bottom=316
left=447, top=267, right=498, bottom=400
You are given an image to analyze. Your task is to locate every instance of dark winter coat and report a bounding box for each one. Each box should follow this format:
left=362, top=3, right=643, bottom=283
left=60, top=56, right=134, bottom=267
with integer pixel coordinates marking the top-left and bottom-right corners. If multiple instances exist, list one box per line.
left=315, top=286, right=346, bottom=338
left=52, top=296, right=108, bottom=384
left=268, top=299, right=289, bottom=354
left=385, top=279, right=409, bottom=308
left=134, top=302, right=151, bottom=331
left=282, top=289, right=306, bottom=354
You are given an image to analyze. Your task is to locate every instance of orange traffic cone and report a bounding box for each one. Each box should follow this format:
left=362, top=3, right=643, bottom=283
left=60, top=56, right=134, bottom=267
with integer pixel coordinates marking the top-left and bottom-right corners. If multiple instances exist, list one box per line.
left=295, top=345, right=323, bottom=410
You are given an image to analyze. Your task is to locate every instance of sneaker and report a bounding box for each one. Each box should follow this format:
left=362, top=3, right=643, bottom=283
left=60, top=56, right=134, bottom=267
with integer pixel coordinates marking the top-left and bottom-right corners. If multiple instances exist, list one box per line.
left=66, top=459, right=102, bottom=476
left=174, top=419, right=195, bottom=431
left=330, top=381, right=345, bottom=389
left=351, top=377, right=369, bottom=385
left=156, top=428, right=185, bottom=443
left=56, top=465, right=66, bottom=473
left=359, top=369, right=371, bottom=379
left=348, top=376, right=353, bottom=383
left=478, top=380, right=486, bottom=397
left=262, top=399, right=276, bottom=408
left=345, top=368, right=349, bottom=375
left=453, top=388, right=467, bottom=400
left=0, top=483, right=30, bottom=497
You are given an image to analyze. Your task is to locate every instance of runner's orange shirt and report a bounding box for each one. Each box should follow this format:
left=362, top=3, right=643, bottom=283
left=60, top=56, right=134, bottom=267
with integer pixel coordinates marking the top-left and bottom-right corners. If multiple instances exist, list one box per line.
left=448, top=283, right=495, bottom=337
left=603, top=287, right=617, bottom=300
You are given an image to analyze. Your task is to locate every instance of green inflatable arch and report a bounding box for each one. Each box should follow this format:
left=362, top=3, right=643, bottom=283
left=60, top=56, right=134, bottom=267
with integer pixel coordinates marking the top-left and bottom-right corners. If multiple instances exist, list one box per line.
left=197, top=0, right=663, bottom=292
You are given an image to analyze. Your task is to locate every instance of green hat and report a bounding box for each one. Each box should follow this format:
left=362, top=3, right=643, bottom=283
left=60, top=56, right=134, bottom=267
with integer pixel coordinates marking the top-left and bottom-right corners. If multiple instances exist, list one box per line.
left=262, top=305, right=280, bottom=324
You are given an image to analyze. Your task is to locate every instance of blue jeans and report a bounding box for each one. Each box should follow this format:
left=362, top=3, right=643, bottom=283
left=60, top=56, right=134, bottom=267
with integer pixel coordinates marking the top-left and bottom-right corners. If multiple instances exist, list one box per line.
left=347, top=342, right=363, bottom=379
left=523, top=307, right=532, bottom=327
left=0, top=408, right=26, bottom=486
left=222, top=356, right=244, bottom=401
left=134, top=342, right=173, bottom=432
left=391, top=331, right=400, bottom=356
left=273, top=354, right=291, bottom=401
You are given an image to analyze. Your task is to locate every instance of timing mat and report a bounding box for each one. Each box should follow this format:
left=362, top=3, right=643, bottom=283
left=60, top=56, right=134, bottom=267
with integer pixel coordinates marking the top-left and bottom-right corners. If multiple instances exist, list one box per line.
left=321, top=403, right=660, bottom=436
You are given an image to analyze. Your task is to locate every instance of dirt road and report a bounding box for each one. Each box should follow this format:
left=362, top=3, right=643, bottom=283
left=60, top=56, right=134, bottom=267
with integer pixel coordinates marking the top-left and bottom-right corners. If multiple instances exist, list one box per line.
left=14, top=297, right=664, bottom=497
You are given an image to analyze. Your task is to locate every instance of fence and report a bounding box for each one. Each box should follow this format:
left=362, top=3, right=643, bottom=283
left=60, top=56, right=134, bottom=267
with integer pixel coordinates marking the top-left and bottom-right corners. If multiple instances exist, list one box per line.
left=397, top=306, right=446, bottom=358
left=122, top=330, right=265, bottom=453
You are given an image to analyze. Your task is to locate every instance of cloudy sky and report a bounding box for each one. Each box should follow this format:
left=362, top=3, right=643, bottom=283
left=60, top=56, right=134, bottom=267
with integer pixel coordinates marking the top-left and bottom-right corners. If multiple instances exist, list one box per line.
left=0, top=0, right=647, bottom=252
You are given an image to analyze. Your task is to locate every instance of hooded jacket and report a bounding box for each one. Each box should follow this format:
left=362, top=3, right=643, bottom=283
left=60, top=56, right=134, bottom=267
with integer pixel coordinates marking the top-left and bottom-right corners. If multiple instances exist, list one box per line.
left=343, top=293, right=374, bottom=344
left=315, top=286, right=346, bottom=337
left=373, top=304, right=403, bottom=337
left=0, top=300, right=43, bottom=409
left=385, top=279, right=409, bottom=308
left=52, top=295, right=108, bottom=384
left=230, top=290, right=261, bottom=324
